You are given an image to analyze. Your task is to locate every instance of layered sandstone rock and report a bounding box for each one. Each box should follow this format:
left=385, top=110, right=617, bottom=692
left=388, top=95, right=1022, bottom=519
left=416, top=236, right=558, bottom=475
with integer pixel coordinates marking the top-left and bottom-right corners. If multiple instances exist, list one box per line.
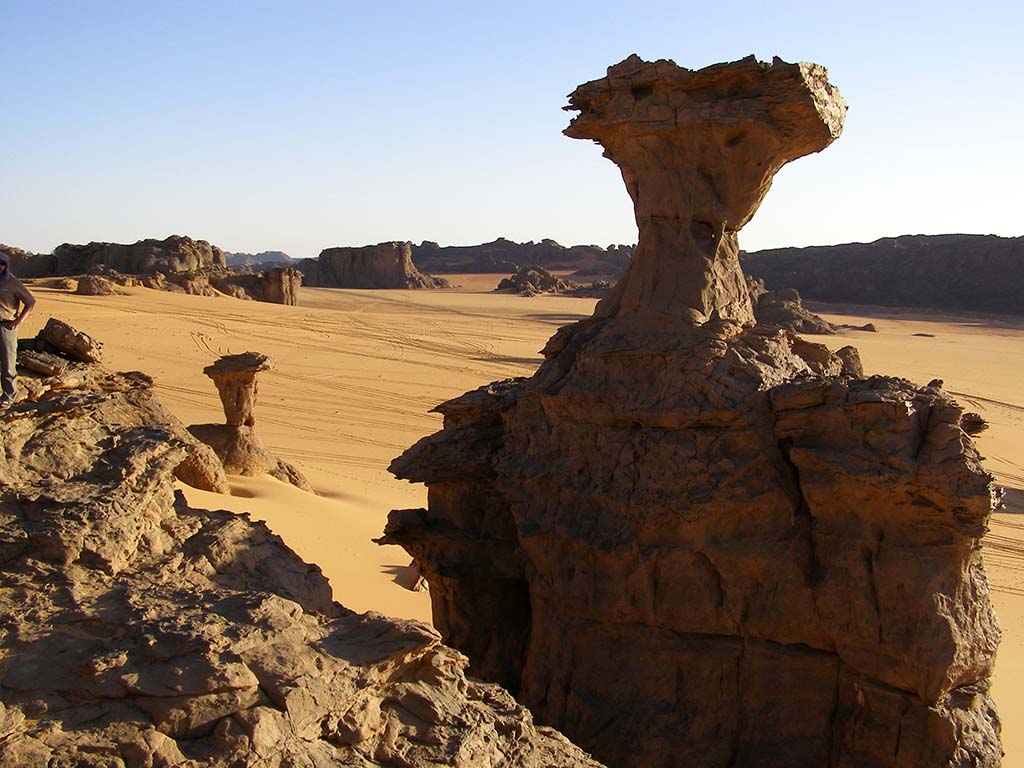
left=52, top=235, right=227, bottom=275
left=300, top=242, right=451, bottom=289
left=0, top=359, right=603, bottom=768
left=189, top=353, right=312, bottom=491
left=381, top=56, right=1001, bottom=768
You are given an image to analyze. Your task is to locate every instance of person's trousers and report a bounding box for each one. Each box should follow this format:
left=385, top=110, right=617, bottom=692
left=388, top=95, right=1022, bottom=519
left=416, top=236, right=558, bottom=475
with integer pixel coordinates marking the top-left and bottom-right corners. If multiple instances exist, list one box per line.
left=1, top=325, right=17, bottom=402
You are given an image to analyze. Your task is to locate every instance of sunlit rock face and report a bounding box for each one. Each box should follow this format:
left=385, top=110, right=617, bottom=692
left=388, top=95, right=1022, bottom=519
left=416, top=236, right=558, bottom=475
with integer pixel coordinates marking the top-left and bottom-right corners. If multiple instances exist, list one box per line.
left=0, top=357, right=604, bottom=768
left=382, top=56, right=1001, bottom=768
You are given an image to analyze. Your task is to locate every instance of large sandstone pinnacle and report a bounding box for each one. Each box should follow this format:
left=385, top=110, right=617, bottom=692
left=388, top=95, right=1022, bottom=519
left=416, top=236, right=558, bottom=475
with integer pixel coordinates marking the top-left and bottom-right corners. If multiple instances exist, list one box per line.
left=565, top=54, right=845, bottom=327
left=382, top=55, right=1001, bottom=768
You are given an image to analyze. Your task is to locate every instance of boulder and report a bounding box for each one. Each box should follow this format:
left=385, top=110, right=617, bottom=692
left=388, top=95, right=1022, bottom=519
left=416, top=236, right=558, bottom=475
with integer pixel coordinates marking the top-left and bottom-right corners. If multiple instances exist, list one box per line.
left=300, top=242, right=451, bottom=288
left=0, top=362, right=602, bottom=768
left=379, top=55, right=1001, bottom=768
left=40, top=317, right=104, bottom=363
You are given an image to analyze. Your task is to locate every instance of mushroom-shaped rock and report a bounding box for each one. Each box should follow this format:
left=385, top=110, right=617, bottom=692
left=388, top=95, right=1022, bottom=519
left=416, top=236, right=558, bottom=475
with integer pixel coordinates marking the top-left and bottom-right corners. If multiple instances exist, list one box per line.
left=190, top=352, right=312, bottom=492
left=564, top=55, right=846, bottom=327
left=381, top=56, right=1001, bottom=768
left=203, top=352, right=272, bottom=426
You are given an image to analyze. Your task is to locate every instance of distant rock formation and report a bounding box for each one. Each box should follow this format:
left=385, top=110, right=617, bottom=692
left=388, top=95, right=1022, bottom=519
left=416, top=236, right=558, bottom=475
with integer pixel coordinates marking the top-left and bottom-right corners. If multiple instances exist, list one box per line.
left=225, top=250, right=294, bottom=269
left=48, top=235, right=227, bottom=276
left=5, top=236, right=298, bottom=305
left=497, top=265, right=614, bottom=299
left=0, top=348, right=603, bottom=768
left=747, top=276, right=838, bottom=334
left=189, top=353, right=311, bottom=491
left=412, top=238, right=634, bottom=276
left=299, top=242, right=451, bottom=289
left=498, top=265, right=580, bottom=296
left=210, top=267, right=302, bottom=305
left=742, top=234, right=1024, bottom=315
left=380, top=55, right=1002, bottom=768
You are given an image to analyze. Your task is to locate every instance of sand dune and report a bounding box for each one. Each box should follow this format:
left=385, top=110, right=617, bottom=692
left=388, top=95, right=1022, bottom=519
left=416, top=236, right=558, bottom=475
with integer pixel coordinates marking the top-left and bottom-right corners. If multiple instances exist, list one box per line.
left=20, top=282, right=1024, bottom=763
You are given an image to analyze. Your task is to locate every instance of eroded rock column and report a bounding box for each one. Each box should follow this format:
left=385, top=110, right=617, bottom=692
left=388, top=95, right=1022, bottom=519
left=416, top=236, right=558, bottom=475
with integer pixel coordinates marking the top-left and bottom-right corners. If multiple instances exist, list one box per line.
left=564, top=55, right=845, bottom=327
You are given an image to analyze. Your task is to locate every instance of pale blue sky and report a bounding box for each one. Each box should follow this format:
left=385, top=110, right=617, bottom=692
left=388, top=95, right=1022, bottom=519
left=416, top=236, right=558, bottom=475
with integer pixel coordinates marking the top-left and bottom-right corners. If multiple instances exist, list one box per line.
left=2, top=1, right=1020, bottom=259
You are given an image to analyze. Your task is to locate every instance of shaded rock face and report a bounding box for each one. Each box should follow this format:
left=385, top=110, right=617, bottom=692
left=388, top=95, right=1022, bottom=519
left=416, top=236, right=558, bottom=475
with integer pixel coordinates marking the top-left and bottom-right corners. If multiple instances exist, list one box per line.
left=382, top=56, right=1001, bottom=768
left=300, top=242, right=451, bottom=289
left=498, top=265, right=581, bottom=296
left=0, top=365, right=603, bottom=768
left=413, top=238, right=634, bottom=277
left=742, top=234, right=1024, bottom=315
left=189, top=352, right=313, bottom=491
left=747, top=276, right=837, bottom=334
left=210, top=266, right=302, bottom=305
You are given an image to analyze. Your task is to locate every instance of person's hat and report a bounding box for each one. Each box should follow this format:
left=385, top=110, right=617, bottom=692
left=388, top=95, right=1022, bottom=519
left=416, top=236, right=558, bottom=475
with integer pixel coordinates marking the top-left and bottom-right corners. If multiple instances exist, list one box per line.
left=0, top=253, right=9, bottom=264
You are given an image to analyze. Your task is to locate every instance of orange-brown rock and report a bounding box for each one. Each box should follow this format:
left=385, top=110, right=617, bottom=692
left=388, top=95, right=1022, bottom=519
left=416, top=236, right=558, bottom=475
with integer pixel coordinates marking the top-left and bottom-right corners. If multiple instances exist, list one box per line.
left=381, top=56, right=1001, bottom=768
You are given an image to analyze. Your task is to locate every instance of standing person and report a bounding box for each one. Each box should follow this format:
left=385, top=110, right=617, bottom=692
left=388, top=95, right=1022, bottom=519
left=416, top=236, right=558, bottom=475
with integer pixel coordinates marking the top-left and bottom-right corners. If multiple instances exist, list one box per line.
left=0, top=253, right=36, bottom=408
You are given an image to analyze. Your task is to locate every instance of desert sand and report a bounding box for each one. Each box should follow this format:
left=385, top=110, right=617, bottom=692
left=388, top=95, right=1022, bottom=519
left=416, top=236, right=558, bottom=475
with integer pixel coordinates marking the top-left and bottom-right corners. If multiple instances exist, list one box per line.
left=18, top=278, right=1023, bottom=763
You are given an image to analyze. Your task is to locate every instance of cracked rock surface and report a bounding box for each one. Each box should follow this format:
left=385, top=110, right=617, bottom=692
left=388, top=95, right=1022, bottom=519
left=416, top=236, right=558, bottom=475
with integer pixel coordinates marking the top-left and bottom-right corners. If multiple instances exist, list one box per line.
left=0, top=365, right=603, bottom=767
left=381, top=56, right=1002, bottom=768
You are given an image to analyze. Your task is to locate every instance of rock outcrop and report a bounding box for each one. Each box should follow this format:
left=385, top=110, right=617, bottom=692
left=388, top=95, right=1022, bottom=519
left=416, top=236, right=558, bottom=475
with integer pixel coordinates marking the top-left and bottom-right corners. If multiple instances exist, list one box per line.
left=0, top=354, right=603, bottom=768
left=498, top=265, right=581, bottom=296
left=742, top=234, right=1024, bottom=315
left=747, top=277, right=838, bottom=334
left=209, top=267, right=302, bottom=305
left=412, top=238, right=634, bottom=278
left=189, top=353, right=312, bottom=491
left=49, top=235, right=227, bottom=276
left=5, top=237, right=299, bottom=305
left=299, top=242, right=451, bottom=289
left=380, top=56, right=1002, bottom=768
left=14, top=319, right=228, bottom=494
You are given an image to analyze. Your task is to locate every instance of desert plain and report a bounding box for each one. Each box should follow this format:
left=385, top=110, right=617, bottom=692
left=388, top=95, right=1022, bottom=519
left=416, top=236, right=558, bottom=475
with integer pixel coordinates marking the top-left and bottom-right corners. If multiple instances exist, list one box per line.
left=18, top=275, right=1024, bottom=764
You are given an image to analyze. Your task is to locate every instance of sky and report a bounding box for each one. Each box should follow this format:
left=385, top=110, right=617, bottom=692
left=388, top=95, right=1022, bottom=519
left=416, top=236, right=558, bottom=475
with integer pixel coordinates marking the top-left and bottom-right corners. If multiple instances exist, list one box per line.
left=2, top=1, right=1021, bottom=260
